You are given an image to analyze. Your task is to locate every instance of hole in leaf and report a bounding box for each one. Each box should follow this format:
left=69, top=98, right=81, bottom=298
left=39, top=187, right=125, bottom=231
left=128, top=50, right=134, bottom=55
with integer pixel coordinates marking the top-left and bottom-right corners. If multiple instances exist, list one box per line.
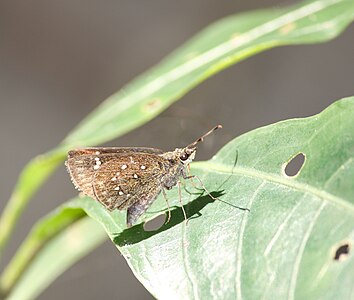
left=334, top=243, right=350, bottom=261
left=144, top=214, right=166, bottom=231
left=284, top=153, right=305, bottom=177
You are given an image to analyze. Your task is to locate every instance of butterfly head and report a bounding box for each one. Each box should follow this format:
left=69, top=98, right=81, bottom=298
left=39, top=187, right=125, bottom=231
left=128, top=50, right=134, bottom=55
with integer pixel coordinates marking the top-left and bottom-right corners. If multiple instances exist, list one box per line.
left=178, top=147, right=197, bottom=165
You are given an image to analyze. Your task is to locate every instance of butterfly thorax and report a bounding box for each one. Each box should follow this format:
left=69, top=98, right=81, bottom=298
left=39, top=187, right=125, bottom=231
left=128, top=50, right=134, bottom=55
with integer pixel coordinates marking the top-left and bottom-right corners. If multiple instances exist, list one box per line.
left=160, top=148, right=196, bottom=189
left=159, top=147, right=196, bottom=189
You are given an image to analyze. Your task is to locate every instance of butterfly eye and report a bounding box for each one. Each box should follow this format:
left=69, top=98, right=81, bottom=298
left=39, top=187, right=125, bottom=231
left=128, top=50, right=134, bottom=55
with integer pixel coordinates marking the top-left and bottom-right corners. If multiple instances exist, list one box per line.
left=180, top=153, right=189, bottom=161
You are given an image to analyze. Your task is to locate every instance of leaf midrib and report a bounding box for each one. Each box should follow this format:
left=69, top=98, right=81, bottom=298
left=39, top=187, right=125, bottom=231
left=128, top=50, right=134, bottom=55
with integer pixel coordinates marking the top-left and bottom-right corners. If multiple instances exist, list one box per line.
left=192, top=161, right=354, bottom=215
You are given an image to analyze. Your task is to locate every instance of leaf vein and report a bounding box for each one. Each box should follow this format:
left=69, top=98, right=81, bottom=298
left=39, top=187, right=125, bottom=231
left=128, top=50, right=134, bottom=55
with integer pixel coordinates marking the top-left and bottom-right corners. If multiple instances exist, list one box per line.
left=181, top=224, right=199, bottom=299
left=288, top=201, right=326, bottom=300
left=192, top=163, right=354, bottom=214
left=263, top=197, right=304, bottom=257
left=324, top=157, right=353, bottom=188
left=235, top=181, right=266, bottom=300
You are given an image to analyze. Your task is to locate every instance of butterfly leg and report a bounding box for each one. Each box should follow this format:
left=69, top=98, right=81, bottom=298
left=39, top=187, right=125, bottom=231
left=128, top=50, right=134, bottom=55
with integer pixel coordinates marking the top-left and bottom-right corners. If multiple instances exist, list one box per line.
left=179, top=176, right=195, bottom=196
left=177, top=180, right=188, bottom=223
left=186, top=165, right=203, bottom=192
left=183, top=175, right=218, bottom=201
left=184, top=174, right=251, bottom=212
left=161, top=187, right=172, bottom=223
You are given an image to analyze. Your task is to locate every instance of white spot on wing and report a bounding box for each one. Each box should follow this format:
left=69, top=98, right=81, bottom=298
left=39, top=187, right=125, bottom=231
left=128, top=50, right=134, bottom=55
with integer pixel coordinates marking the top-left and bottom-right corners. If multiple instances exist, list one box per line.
left=121, top=164, right=127, bottom=170
left=141, top=165, right=146, bottom=170
left=94, top=157, right=102, bottom=169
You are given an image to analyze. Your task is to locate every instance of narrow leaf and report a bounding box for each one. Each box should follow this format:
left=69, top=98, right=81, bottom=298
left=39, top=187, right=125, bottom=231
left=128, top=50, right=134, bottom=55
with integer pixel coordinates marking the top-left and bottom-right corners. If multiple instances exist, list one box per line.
left=5, top=216, right=106, bottom=300
left=0, top=205, right=85, bottom=294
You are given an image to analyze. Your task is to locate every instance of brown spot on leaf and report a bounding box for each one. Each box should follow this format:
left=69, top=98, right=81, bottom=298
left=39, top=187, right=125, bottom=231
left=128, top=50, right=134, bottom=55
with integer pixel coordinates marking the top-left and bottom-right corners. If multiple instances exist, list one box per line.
left=144, top=98, right=162, bottom=113
left=280, top=23, right=296, bottom=34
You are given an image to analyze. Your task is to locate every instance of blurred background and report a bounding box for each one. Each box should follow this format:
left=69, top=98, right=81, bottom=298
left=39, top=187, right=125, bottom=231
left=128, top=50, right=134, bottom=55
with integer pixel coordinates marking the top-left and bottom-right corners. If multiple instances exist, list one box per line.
left=0, top=0, right=353, bottom=299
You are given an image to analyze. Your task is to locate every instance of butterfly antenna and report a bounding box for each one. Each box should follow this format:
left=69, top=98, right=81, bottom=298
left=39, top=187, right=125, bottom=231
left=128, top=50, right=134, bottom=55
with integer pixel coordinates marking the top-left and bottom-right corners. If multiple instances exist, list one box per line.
left=187, top=125, right=222, bottom=149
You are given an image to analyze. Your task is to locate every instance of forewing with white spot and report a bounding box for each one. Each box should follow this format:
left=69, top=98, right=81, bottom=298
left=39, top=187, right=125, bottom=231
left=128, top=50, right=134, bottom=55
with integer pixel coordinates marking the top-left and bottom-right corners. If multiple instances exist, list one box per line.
left=65, top=148, right=164, bottom=199
left=91, top=153, right=170, bottom=210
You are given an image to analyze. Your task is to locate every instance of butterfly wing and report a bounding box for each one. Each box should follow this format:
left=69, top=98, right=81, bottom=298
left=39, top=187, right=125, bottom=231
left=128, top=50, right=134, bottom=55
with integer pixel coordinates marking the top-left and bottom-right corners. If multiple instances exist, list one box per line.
left=66, top=150, right=170, bottom=212
left=65, top=147, right=164, bottom=199
left=92, top=153, right=169, bottom=210
left=68, top=147, right=164, bottom=157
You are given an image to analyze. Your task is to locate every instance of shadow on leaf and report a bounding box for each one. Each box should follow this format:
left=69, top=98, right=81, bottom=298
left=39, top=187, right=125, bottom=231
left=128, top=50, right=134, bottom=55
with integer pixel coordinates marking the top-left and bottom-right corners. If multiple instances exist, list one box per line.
left=113, top=190, right=249, bottom=246
left=113, top=191, right=224, bottom=246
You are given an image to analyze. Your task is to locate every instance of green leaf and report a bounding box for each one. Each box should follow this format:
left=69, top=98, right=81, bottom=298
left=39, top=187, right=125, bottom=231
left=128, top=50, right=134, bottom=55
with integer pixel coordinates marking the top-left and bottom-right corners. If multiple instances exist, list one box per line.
left=0, top=205, right=85, bottom=294
left=71, top=97, right=354, bottom=299
left=4, top=215, right=106, bottom=300
left=0, top=150, right=65, bottom=258
left=1, top=0, right=353, bottom=260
